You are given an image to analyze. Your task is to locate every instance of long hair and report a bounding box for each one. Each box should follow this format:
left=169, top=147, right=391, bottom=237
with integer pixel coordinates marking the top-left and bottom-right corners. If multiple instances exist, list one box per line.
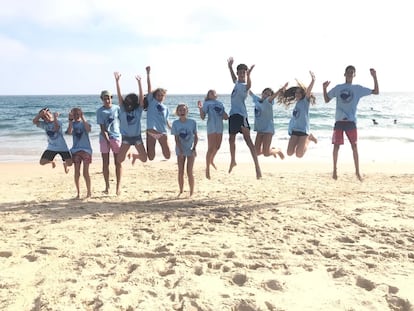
left=277, top=80, right=316, bottom=108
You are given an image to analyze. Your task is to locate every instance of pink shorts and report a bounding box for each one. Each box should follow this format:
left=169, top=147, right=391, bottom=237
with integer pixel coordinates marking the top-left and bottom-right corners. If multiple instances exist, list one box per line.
left=100, top=138, right=121, bottom=153
left=72, top=150, right=92, bottom=164
left=332, top=121, right=357, bottom=145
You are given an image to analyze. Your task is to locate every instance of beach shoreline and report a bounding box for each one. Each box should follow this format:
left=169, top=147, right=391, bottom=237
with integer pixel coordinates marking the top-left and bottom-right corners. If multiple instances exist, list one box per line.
left=1, top=159, right=413, bottom=310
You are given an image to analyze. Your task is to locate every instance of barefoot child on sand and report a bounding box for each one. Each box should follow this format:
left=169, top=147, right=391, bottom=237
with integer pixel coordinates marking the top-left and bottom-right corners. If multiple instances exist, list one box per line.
left=96, top=90, right=122, bottom=195
left=277, top=71, right=318, bottom=158
left=66, top=107, right=92, bottom=199
left=32, top=107, right=72, bottom=173
left=171, top=103, right=198, bottom=197
left=197, top=89, right=228, bottom=179
left=323, top=66, right=379, bottom=181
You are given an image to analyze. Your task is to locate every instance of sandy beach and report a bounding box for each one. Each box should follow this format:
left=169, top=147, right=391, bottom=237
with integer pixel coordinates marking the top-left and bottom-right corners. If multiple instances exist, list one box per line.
left=1, top=157, right=414, bottom=311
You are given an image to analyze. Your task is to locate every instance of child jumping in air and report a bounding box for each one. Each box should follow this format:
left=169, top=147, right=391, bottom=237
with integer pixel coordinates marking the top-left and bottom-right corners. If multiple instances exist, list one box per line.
left=277, top=71, right=318, bottom=158
left=197, top=89, right=228, bottom=179
left=33, top=107, right=72, bottom=173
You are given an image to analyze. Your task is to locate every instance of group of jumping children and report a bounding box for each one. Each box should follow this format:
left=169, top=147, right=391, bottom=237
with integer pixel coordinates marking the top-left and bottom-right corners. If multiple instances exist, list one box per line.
left=33, top=58, right=379, bottom=198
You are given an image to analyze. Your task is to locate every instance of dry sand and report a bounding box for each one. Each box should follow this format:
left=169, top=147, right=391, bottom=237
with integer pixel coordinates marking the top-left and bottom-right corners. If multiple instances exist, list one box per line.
left=1, top=158, right=413, bottom=311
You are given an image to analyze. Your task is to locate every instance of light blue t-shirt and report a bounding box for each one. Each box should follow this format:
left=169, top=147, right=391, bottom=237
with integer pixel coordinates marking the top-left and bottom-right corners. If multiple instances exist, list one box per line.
left=327, top=83, right=372, bottom=123
left=171, top=118, right=197, bottom=157
left=70, top=121, right=92, bottom=155
left=288, top=97, right=310, bottom=135
left=146, top=93, right=169, bottom=133
left=119, top=105, right=143, bottom=137
left=96, top=105, right=121, bottom=141
left=229, top=82, right=248, bottom=118
left=251, top=93, right=275, bottom=134
left=38, top=120, right=70, bottom=152
left=202, top=99, right=226, bottom=134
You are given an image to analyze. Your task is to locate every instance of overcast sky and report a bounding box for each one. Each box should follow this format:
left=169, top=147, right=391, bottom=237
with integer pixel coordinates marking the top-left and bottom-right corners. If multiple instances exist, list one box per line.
left=0, top=0, right=412, bottom=95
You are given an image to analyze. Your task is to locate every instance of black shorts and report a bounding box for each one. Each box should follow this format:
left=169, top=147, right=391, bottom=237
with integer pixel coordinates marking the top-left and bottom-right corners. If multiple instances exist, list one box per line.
left=229, top=114, right=250, bottom=134
left=41, top=150, right=72, bottom=161
left=291, top=130, right=307, bottom=137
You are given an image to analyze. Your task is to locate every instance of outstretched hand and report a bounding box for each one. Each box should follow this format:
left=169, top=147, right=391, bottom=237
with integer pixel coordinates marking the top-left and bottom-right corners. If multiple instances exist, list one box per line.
left=114, top=72, right=121, bottom=81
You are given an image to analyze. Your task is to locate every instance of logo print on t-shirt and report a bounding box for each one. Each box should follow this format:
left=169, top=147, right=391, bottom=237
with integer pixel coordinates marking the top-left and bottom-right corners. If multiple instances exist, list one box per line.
left=179, top=129, right=189, bottom=140
left=213, top=105, right=223, bottom=115
left=292, top=108, right=300, bottom=119
left=75, top=128, right=83, bottom=139
left=126, top=112, right=135, bottom=124
left=339, top=89, right=354, bottom=104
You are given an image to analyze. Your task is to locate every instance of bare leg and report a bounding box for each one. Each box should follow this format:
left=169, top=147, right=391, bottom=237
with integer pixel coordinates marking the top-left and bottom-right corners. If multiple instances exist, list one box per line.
left=74, top=162, right=81, bottom=199
left=114, top=153, right=122, bottom=195
left=159, top=135, right=171, bottom=160
left=187, top=155, right=195, bottom=196
left=177, top=155, right=185, bottom=196
left=132, top=143, right=148, bottom=165
left=101, top=153, right=110, bottom=193
left=241, top=127, right=261, bottom=179
left=332, top=144, right=340, bottom=180
left=228, top=134, right=237, bottom=173
left=146, top=131, right=157, bottom=161
left=83, top=162, right=91, bottom=198
left=286, top=135, right=299, bottom=157
left=351, top=143, right=362, bottom=181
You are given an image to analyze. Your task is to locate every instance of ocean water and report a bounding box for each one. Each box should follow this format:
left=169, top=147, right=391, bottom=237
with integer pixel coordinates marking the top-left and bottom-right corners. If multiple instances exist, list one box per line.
left=0, top=93, right=413, bottom=164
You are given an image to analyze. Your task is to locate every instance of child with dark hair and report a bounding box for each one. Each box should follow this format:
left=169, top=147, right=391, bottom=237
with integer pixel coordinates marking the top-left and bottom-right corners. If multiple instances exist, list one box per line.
left=113, top=72, right=148, bottom=190
left=323, top=66, right=379, bottom=181
left=227, top=57, right=262, bottom=179
left=277, top=71, right=317, bottom=158
left=32, top=107, right=72, bottom=173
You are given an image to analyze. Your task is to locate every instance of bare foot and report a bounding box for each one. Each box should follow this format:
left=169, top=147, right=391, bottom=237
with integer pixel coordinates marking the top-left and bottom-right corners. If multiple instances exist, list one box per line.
left=356, top=172, right=363, bottom=182
left=63, top=162, right=69, bottom=173
left=132, top=154, right=137, bottom=166
left=332, top=169, right=337, bottom=180
left=228, top=161, right=237, bottom=173
left=309, top=133, right=318, bottom=144
left=86, top=192, right=91, bottom=198
left=256, top=167, right=262, bottom=180
left=51, top=161, right=56, bottom=169
left=272, top=148, right=285, bottom=160
left=103, top=188, right=109, bottom=194
left=211, top=162, right=217, bottom=170
left=206, top=169, right=211, bottom=179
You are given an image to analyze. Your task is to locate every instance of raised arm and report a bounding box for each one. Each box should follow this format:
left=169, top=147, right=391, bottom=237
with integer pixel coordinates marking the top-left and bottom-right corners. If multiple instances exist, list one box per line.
left=305, top=71, right=315, bottom=99
left=370, top=68, right=379, bottom=95
left=322, top=80, right=331, bottom=103
left=114, top=72, right=123, bottom=106
left=136, top=75, right=144, bottom=107
left=227, top=57, right=237, bottom=83
left=146, top=66, right=152, bottom=94
left=197, top=100, right=205, bottom=120
left=246, top=64, right=255, bottom=91
left=269, top=82, right=289, bottom=102
left=80, top=109, right=91, bottom=132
